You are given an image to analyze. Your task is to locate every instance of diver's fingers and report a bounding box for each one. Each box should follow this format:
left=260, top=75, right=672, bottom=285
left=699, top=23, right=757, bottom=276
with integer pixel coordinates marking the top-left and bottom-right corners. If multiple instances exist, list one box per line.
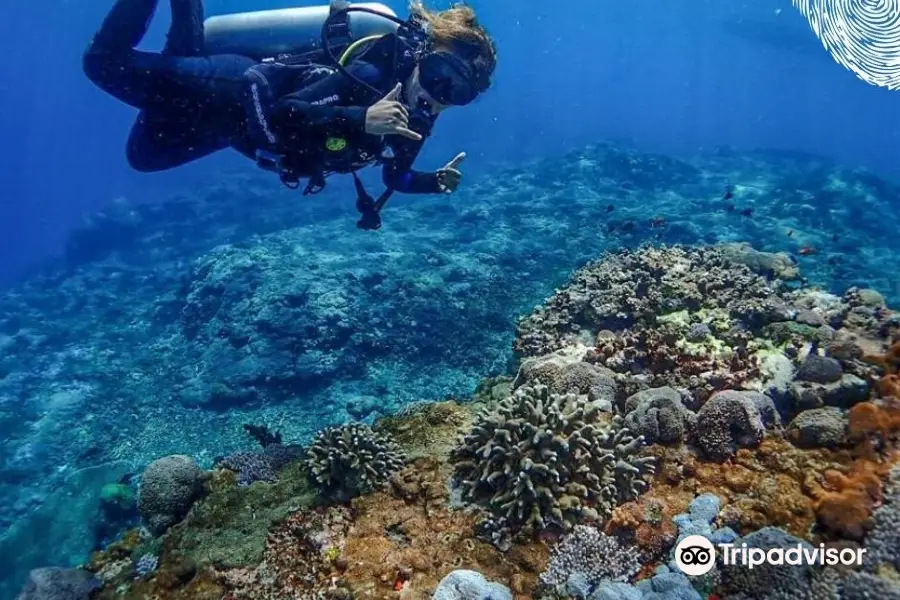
left=444, top=152, right=467, bottom=169
left=382, top=82, right=403, bottom=102
left=394, top=103, right=409, bottom=119
left=391, top=107, right=409, bottom=125
left=440, top=168, right=461, bottom=179
left=392, top=126, right=423, bottom=141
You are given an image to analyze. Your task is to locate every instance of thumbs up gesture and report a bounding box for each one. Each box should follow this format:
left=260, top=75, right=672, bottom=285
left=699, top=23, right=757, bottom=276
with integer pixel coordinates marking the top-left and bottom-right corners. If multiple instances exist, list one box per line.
left=364, top=83, right=423, bottom=141
left=436, top=152, right=466, bottom=193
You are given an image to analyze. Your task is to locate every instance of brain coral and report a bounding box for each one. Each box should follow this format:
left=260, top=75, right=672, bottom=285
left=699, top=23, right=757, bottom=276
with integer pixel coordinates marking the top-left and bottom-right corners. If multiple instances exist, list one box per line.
left=305, top=423, right=406, bottom=501
left=451, top=384, right=656, bottom=536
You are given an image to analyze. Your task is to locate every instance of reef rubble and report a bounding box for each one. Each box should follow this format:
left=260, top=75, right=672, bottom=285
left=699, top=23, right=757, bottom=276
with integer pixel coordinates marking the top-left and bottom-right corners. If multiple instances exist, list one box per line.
left=56, top=243, right=900, bottom=600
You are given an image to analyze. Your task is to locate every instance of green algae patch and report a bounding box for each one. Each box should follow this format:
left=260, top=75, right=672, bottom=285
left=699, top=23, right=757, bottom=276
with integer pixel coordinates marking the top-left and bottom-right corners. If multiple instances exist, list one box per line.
left=764, top=321, right=822, bottom=345
left=162, top=462, right=318, bottom=570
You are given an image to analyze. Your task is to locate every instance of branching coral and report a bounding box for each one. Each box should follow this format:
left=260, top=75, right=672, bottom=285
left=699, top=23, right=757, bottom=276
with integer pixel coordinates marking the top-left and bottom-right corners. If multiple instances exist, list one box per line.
left=538, top=525, right=642, bottom=592
left=305, top=423, right=406, bottom=501
left=451, top=384, right=656, bottom=537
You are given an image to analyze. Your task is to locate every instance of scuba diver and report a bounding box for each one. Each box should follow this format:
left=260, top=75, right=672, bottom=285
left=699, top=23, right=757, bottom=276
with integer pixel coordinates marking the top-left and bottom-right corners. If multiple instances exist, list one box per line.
left=82, top=0, right=497, bottom=229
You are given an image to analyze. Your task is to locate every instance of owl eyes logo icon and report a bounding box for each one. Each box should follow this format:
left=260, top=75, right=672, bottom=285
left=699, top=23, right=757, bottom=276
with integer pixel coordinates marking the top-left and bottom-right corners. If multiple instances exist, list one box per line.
left=792, top=0, right=900, bottom=90
left=674, top=535, right=717, bottom=576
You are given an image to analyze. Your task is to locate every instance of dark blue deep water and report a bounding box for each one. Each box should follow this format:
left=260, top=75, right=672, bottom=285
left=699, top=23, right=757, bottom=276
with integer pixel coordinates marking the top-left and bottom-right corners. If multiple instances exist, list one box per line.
left=1, top=0, right=900, bottom=598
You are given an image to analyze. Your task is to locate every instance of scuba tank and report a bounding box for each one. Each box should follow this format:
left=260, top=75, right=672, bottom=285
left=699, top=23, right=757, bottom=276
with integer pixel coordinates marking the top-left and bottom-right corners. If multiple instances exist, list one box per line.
left=203, top=0, right=400, bottom=61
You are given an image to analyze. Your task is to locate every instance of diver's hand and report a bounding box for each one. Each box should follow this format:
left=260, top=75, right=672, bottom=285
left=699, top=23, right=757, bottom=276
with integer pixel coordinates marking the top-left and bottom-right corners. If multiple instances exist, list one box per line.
left=365, top=83, right=423, bottom=141
left=437, top=152, right=466, bottom=193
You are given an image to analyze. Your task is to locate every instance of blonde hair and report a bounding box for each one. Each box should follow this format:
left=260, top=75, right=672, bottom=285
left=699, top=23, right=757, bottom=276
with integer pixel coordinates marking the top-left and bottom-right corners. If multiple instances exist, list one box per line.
left=409, top=2, right=497, bottom=84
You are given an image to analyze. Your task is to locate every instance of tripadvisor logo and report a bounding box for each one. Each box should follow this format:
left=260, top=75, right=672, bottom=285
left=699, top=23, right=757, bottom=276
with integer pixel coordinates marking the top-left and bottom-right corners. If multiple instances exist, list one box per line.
left=675, top=535, right=716, bottom=576
left=674, top=535, right=867, bottom=576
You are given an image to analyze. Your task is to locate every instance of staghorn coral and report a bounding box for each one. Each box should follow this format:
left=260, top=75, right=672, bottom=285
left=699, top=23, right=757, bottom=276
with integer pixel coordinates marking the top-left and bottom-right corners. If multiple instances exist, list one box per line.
left=538, top=525, right=642, bottom=593
left=451, top=384, right=656, bottom=537
left=694, top=391, right=779, bottom=461
left=305, top=423, right=407, bottom=501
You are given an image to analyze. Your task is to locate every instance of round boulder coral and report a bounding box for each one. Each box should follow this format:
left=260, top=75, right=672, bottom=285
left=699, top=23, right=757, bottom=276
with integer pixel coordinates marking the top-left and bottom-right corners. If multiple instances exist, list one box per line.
left=138, top=455, right=205, bottom=536
left=695, top=390, right=778, bottom=460
left=787, top=407, right=847, bottom=449
left=622, top=387, right=696, bottom=445
left=796, top=354, right=843, bottom=384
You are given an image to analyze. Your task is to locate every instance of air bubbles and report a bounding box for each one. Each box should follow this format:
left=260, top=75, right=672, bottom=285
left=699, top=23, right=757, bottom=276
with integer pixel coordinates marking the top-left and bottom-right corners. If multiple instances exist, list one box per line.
left=792, top=0, right=900, bottom=89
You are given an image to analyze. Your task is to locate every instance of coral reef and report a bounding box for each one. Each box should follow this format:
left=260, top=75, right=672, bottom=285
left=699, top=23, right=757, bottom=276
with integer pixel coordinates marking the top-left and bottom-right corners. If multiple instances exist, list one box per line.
left=592, top=566, right=702, bottom=600
left=138, top=455, right=206, bottom=536
left=7, top=139, right=900, bottom=599
left=786, top=407, right=847, bottom=448
left=718, top=527, right=819, bottom=600
left=538, top=525, right=642, bottom=594
left=305, top=423, right=407, bottom=501
left=694, top=391, right=779, bottom=461
left=622, top=387, right=696, bottom=446
left=433, top=570, right=513, bottom=600
left=214, top=442, right=305, bottom=487
left=451, top=383, right=656, bottom=537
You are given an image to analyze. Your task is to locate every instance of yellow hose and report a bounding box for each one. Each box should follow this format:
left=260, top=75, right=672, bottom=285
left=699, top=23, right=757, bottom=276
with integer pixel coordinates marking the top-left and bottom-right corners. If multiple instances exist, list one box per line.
left=339, top=35, right=386, bottom=66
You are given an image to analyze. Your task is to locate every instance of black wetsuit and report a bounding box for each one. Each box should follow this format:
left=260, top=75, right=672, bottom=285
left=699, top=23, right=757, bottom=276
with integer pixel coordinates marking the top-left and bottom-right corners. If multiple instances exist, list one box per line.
left=82, top=0, right=444, bottom=195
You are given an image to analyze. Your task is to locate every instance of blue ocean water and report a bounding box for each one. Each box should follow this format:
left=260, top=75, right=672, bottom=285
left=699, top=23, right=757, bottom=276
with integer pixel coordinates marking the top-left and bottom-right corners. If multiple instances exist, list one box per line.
left=1, top=0, right=898, bottom=286
left=1, top=0, right=900, bottom=598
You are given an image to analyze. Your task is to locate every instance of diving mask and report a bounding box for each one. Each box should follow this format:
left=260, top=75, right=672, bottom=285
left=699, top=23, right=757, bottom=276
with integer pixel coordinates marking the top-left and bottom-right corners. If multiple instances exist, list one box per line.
left=418, top=51, right=485, bottom=106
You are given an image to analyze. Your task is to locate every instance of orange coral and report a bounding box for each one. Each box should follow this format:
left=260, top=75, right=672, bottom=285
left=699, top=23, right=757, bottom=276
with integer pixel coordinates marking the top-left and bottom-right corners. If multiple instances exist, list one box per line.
left=811, top=459, right=892, bottom=541
left=847, top=399, right=900, bottom=457
left=863, top=340, right=900, bottom=374
left=878, top=374, right=900, bottom=399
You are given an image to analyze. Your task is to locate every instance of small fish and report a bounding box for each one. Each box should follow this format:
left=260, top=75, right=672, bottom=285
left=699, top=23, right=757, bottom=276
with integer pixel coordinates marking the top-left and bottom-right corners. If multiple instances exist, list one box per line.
left=722, top=184, right=735, bottom=200
left=828, top=255, right=842, bottom=266
left=605, top=204, right=615, bottom=213
left=724, top=203, right=735, bottom=213
left=620, top=220, right=636, bottom=232
left=649, top=216, right=666, bottom=228
left=738, top=207, right=754, bottom=217
left=831, top=233, right=839, bottom=243
left=786, top=229, right=794, bottom=238
left=799, top=246, right=817, bottom=256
